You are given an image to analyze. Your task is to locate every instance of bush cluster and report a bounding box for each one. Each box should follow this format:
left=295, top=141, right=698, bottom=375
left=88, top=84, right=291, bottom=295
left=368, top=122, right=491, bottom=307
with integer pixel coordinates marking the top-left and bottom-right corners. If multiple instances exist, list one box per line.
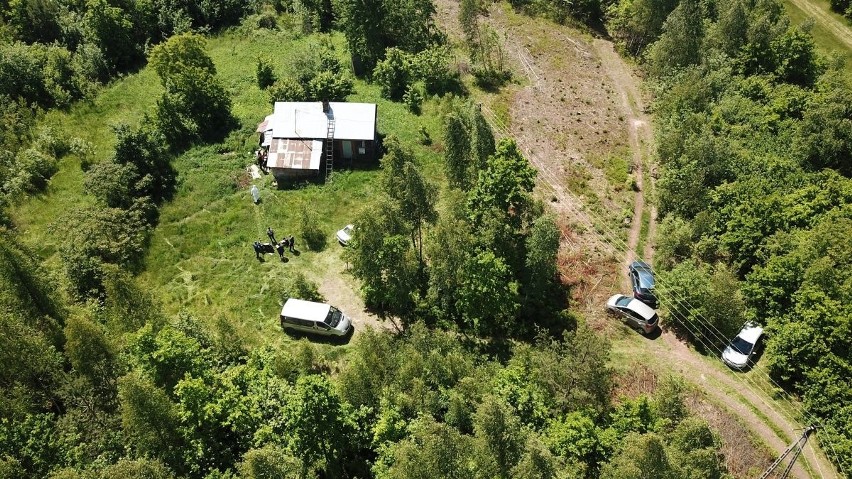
left=268, top=42, right=355, bottom=103
left=372, top=46, right=458, bottom=102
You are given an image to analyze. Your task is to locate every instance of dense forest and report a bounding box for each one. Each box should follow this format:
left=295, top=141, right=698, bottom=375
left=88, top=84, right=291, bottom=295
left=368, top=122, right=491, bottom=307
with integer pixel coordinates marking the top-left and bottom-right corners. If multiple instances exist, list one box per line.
left=0, top=0, right=850, bottom=477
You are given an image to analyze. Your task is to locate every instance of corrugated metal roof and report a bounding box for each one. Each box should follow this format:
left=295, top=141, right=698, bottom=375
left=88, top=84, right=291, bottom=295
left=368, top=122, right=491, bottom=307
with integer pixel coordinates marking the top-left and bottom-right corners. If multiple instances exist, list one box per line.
left=266, top=102, right=376, bottom=141
left=268, top=138, right=323, bottom=171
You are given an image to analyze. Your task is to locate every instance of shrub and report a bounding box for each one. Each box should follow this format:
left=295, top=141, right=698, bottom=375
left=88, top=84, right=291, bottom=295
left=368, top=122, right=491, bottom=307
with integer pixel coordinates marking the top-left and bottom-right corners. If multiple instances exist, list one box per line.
left=281, top=272, right=326, bottom=303
left=256, top=10, right=279, bottom=29
left=72, top=42, right=110, bottom=86
left=411, top=46, right=458, bottom=95
left=373, top=48, right=412, bottom=100
left=418, top=126, right=432, bottom=145
left=69, top=138, right=95, bottom=170
left=84, top=160, right=140, bottom=208
left=55, top=205, right=151, bottom=298
left=11, top=148, right=59, bottom=193
left=268, top=77, right=308, bottom=103
left=34, top=127, right=71, bottom=158
left=307, top=70, right=354, bottom=101
left=256, top=57, right=277, bottom=89
left=403, top=82, right=425, bottom=114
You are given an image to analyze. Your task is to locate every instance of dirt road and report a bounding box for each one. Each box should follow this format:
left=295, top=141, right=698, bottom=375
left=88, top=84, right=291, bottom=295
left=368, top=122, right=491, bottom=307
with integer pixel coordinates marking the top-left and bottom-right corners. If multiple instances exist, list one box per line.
left=467, top=7, right=838, bottom=478
left=592, top=36, right=838, bottom=479
left=591, top=40, right=655, bottom=289
left=592, top=36, right=837, bottom=479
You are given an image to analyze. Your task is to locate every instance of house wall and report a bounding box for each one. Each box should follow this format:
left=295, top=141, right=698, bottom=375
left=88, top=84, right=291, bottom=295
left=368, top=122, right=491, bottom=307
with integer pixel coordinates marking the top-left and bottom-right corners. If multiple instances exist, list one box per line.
left=331, top=139, right=375, bottom=161
left=270, top=167, right=318, bottom=181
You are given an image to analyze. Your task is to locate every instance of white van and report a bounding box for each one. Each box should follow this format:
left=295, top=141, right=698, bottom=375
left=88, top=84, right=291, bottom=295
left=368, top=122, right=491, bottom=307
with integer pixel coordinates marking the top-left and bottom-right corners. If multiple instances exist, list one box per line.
left=280, top=298, right=352, bottom=337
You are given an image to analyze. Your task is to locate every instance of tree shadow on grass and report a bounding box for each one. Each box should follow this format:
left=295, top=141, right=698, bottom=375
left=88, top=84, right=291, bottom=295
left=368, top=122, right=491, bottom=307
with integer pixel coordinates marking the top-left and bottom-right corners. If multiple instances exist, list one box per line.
left=282, top=325, right=355, bottom=346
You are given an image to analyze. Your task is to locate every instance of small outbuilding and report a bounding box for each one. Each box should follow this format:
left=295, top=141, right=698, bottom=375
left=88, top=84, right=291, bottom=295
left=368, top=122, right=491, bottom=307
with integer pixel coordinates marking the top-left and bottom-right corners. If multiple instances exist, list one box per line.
left=256, top=101, right=377, bottom=181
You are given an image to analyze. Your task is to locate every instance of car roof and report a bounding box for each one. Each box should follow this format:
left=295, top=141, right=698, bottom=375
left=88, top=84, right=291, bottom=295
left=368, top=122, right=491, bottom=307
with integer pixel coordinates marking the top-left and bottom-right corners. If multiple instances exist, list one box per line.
left=625, top=298, right=656, bottom=320
left=737, top=323, right=764, bottom=343
left=281, top=298, right=331, bottom=321
left=630, top=261, right=655, bottom=286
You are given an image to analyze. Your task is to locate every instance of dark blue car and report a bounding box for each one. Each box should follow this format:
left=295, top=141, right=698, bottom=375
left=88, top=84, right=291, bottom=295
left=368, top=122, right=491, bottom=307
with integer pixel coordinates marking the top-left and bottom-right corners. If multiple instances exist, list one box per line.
left=629, top=261, right=658, bottom=308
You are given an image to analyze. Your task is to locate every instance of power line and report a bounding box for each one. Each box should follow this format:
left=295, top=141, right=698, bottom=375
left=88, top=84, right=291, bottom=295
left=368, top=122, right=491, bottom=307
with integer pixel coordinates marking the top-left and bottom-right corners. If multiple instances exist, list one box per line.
left=479, top=100, right=844, bottom=478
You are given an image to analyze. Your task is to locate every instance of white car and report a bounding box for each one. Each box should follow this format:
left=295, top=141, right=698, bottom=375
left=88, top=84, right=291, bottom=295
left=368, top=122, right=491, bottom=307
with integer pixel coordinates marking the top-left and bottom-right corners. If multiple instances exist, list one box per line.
left=722, top=322, right=764, bottom=369
left=606, top=294, right=659, bottom=334
left=336, top=224, right=354, bottom=246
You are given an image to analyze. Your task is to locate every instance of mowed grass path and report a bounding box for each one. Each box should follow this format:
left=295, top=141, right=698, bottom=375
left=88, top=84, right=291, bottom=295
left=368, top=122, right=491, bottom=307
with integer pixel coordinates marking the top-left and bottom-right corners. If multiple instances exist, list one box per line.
left=13, top=22, right=447, bottom=345
left=782, top=0, right=852, bottom=76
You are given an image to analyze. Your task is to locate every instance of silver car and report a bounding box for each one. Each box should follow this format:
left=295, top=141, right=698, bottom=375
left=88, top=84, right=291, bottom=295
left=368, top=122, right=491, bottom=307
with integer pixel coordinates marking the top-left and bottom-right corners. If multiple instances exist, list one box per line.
left=336, top=224, right=354, bottom=246
left=722, top=322, right=764, bottom=369
left=606, top=294, right=659, bottom=334
left=280, top=298, right=352, bottom=337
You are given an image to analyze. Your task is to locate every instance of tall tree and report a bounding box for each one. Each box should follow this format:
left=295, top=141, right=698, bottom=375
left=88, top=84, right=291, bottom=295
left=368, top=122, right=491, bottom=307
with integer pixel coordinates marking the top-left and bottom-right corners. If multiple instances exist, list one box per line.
left=796, top=71, right=852, bottom=176
left=118, top=373, right=183, bottom=468
left=468, top=138, right=536, bottom=228
left=346, top=197, right=418, bottom=318
left=380, top=137, right=437, bottom=293
left=605, top=0, right=679, bottom=56
left=285, top=375, right=350, bottom=476
left=599, top=433, right=673, bottom=479
left=473, top=395, right=525, bottom=478
left=149, top=33, right=233, bottom=148
left=373, top=416, right=475, bottom=479
left=647, top=0, right=704, bottom=76
left=336, top=0, right=437, bottom=73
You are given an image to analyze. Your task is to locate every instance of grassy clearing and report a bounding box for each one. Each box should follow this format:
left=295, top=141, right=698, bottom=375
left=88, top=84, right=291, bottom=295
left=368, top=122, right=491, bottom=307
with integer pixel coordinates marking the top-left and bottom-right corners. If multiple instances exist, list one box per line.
left=782, top=0, right=852, bottom=77
left=13, top=21, right=447, bottom=346
left=588, top=147, right=629, bottom=187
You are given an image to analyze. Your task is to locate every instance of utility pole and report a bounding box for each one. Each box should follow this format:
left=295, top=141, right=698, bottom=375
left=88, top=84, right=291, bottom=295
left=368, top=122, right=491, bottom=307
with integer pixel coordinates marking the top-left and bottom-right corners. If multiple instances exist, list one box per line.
left=757, top=425, right=817, bottom=479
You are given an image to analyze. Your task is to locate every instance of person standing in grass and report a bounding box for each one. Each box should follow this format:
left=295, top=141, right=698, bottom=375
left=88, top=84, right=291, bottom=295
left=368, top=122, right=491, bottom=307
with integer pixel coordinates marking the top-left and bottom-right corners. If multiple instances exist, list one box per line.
left=267, top=227, right=276, bottom=244
left=289, top=235, right=295, bottom=253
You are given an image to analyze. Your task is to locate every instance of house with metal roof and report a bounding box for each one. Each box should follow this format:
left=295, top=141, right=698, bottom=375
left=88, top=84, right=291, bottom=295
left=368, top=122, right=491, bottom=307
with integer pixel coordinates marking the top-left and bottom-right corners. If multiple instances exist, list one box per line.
left=256, top=101, right=377, bottom=181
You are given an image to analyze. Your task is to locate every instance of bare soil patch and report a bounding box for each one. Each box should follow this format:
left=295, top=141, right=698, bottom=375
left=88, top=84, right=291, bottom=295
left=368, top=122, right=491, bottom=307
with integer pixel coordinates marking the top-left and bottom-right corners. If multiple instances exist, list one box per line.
left=310, top=248, right=395, bottom=336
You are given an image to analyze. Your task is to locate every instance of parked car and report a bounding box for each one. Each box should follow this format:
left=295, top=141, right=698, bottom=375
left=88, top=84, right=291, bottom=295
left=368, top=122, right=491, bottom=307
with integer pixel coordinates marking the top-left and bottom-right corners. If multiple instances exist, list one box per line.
left=336, top=224, right=354, bottom=246
left=606, top=294, right=659, bottom=334
left=722, top=322, right=764, bottom=369
left=629, top=260, right=658, bottom=308
left=280, top=298, right=352, bottom=337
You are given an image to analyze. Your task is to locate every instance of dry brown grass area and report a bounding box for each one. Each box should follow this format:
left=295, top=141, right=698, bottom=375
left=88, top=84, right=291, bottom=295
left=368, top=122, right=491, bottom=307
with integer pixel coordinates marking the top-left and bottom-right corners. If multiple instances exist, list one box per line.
left=611, top=364, right=773, bottom=479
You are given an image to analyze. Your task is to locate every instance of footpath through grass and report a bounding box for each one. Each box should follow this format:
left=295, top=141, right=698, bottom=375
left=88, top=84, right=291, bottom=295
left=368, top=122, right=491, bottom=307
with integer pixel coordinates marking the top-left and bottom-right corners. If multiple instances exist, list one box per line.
left=782, top=0, right=852, bottom=76
left=13, top=22, right=447, bottom=346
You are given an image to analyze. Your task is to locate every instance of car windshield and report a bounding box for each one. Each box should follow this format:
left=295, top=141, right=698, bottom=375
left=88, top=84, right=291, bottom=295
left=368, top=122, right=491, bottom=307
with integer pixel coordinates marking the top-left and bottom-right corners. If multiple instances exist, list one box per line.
left=730, top=336, right=754, bottom=355
left=344, top=226, right=353, bottom=234
left=324, top=308, right=342, bottom=327
left=615, top=296, right=632, bottom=307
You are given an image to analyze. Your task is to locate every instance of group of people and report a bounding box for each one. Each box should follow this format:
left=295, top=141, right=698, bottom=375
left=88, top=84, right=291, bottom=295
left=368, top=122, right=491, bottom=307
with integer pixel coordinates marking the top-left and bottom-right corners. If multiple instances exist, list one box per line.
left=252, top=227, right=296, bottom=261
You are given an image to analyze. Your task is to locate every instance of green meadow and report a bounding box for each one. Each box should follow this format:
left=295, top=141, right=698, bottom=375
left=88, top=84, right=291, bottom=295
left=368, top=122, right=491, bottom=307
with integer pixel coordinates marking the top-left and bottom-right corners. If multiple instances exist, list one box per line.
left=12, top=21, right=449, bottom=347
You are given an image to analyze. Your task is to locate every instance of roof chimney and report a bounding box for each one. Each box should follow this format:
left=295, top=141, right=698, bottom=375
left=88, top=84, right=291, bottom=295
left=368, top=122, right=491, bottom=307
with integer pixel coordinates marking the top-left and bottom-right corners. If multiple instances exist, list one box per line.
left=322, top=99, right=330, bottom=113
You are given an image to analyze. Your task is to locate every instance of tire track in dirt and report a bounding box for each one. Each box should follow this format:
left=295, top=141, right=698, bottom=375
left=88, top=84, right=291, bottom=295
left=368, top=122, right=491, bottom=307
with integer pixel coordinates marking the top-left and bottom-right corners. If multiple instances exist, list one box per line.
left=591, top=40, right=653, bottom=293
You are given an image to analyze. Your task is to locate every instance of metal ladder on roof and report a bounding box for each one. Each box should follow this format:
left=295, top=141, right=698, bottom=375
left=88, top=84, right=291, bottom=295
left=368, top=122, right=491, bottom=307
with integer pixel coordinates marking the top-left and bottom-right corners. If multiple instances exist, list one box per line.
left=325, top=118, right=335, bottom=181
